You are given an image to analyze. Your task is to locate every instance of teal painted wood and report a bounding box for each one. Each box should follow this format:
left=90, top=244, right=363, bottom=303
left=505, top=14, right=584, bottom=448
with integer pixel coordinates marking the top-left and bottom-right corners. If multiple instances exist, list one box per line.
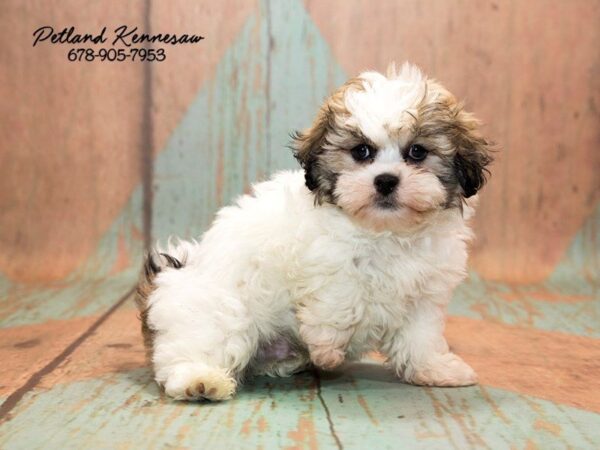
left=0, top=369, right=337, bottom=450
left=151, top=10, right=269, bottom=240
left=449, top=274, right=600, bottom=338
left=549, top=204, right=600, bottom=290
left=448, top=189, right=600, bottom=338
left=319, top=362, right=600, bottom=449
left=1, top=365, right=599, bottom=449
left=449, top=203, right=600, bottom=337
left=266, top=0, right=346, bottom=171
left=0, top=189, right=143, bottom=328
left=151, top=0, right=346, bottom=243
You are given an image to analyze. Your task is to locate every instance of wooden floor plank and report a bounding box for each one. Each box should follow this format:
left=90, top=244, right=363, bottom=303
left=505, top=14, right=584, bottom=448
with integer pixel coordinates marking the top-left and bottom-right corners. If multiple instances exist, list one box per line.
left=318, top=362, right=600, bottom=449
left=0, top=315, right=97, bottom=398
left=1, top=273, right=598, bottom=448
left=1, top=369, right=340, bottom=449
left=0, top=270, right=138, bottom=329
left=0, top=289, right=134, bottom=420
left=3, top=282, right=599, bottom=414
left=446, top=317, right=600, bottom=413
left=450, top=275, right=600, bottom=338
left=0, top=188, right=142, bottom=328
left=2, top=365, right=599, bottom=449
left=34, top=309, right=600, bottom=414
left=38, top=304, right=146, bottom=390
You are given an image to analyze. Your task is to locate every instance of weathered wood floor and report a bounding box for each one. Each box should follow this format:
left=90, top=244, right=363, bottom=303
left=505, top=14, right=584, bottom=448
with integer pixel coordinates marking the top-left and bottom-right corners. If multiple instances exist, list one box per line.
left=1, top=271, right=599, bottom=449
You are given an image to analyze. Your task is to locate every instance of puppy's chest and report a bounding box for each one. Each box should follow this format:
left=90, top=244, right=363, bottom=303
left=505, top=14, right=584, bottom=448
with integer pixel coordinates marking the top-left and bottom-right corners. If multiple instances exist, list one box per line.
left=291, top=230, right=463, bottom=306
left=350, top=240, right=442, bottom=303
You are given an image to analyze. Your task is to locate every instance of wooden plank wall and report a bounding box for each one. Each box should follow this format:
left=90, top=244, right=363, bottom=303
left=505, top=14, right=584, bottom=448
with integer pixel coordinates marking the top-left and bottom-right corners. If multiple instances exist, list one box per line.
left=1, top=0, right=598, bottom=291
left=0, top=0, right=146, bottom=284
left=306, top=0, right=600, bottom=284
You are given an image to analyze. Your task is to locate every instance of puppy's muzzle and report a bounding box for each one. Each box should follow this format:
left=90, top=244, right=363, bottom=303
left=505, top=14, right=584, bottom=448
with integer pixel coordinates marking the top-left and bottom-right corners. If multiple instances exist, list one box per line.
left=374, top=173, right=400, bottom=196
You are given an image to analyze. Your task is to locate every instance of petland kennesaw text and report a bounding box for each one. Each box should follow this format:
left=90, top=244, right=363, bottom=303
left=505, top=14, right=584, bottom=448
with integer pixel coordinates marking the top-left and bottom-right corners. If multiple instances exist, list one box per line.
left=32, top=26, right=204, bottom=47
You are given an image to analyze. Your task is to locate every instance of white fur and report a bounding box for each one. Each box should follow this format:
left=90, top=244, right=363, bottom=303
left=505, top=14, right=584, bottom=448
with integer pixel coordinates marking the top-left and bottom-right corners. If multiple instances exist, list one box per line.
left=344, top=63, right=445, bottom=149
left=335, top=158, right=448, bottom=233
left=147, top=170, right=477, bottom=400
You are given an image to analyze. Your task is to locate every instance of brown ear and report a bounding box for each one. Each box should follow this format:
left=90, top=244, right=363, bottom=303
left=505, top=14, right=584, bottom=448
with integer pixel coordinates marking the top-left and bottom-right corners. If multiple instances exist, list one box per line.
left=452, top=109, right=493, bottom=198
left=291, top=77, right=365, bottom=198
left=291, top=107, right=330, bottom=193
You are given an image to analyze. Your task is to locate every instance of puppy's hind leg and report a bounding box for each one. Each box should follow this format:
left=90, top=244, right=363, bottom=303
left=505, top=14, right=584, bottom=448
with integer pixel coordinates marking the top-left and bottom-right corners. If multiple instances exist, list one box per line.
left=136, top=251, right=256, bottom=401
left=162, top=361, right=237, bottom=401
left=150, top=298, right=255, bottom=401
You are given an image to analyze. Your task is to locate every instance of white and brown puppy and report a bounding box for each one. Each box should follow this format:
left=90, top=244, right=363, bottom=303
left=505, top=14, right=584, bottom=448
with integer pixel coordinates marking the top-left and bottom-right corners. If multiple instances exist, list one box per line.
left=136, top=63, right=492, bottom=401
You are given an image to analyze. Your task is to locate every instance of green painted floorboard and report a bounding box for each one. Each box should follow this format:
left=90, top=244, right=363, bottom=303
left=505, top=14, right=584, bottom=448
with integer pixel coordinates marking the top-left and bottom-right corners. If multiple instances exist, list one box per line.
left=2, top=364, right=598, bottom=450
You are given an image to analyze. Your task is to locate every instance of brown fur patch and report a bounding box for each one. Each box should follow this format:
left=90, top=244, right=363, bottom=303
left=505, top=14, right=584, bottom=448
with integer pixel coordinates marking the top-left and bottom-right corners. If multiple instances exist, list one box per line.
left=414, top=93, right=493, bottom=198
left=293, top=77, right=364, bottom=161
left=134, top=255, right=159, bottom=364
left=292, top=77, right=365, bottom=203
left=134, top=252, right=184, bottom=365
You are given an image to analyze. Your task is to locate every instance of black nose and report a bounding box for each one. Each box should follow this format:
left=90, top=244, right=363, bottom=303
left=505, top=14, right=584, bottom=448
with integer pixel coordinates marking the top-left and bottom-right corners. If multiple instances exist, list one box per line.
left=374, top=173, right=400, bottom=195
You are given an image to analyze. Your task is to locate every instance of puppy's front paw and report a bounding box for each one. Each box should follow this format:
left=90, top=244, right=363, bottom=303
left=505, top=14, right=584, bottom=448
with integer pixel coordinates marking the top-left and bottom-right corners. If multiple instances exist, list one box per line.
left=308, top=345, right=345, bottom=370
left=163, top=363, right=237, bottom=401
left=407, top=353, right=478, bottom=387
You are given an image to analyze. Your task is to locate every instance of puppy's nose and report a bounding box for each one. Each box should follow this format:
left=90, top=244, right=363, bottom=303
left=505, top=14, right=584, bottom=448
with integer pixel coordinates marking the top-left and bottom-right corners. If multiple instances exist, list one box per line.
left=374, top=173, right=400, bottom=195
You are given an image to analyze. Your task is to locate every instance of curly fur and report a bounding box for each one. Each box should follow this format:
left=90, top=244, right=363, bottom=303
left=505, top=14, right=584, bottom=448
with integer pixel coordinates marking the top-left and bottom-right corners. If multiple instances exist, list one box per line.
left=136, top=63, right=492, bottom=401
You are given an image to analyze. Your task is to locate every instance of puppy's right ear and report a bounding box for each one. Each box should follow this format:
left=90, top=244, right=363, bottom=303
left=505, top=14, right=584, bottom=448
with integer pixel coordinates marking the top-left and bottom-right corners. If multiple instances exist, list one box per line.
left=291, top=77, right=364, bottom=201
left=290, top=108, right=330, bottom=194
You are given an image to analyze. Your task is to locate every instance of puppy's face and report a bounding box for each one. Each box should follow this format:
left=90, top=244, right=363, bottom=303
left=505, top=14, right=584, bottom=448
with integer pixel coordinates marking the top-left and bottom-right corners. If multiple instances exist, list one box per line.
left=293, top=63, right=492, bottom=232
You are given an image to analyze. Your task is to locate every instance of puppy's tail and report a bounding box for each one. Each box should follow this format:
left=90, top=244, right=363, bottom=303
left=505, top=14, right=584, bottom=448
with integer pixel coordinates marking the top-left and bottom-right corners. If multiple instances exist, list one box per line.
left=135, top=246, right=186, bottom=360
left=135, top=251, right=184, bottom=309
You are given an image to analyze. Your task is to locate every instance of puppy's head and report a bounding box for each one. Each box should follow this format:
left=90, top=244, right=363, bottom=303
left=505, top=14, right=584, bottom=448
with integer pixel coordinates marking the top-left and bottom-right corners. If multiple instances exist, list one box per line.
left=292, top=63, right=492, bottom=232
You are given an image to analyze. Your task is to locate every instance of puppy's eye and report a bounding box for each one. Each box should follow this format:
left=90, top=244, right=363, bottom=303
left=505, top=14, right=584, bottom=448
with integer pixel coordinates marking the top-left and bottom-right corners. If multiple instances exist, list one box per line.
left=351, top=144, right=375, bottom=162
left=407, top=144, right=428, bottom=162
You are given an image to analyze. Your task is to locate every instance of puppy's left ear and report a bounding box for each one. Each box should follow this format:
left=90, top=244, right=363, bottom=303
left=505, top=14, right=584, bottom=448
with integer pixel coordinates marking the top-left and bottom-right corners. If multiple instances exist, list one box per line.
left=453, top=110, right=493, bottom=198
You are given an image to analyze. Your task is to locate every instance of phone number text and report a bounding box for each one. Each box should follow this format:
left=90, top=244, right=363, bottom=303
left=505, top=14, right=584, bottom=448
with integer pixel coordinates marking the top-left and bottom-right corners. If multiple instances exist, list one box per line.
left=67, top=47, right=166, bottom=62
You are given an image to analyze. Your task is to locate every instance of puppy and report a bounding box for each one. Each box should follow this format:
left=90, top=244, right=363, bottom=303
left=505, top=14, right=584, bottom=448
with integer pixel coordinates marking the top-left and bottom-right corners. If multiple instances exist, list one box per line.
left=135, top=63, right=492, bottom=401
